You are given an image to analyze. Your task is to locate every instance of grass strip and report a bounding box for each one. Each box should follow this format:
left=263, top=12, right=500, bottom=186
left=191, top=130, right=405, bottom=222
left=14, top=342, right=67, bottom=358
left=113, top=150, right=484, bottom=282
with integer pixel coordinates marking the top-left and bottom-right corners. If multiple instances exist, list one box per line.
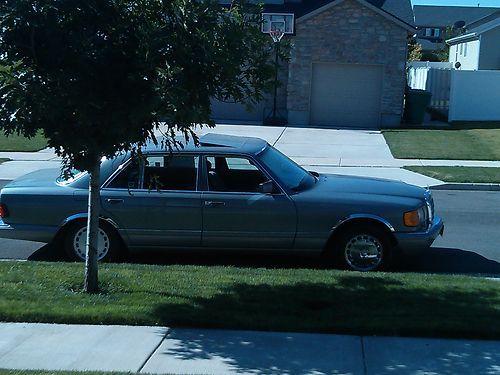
left=1, top=261, right=499, bottom=340
left=383, top=128, right=500, bottom=160
left=406, top=166, right=500, bottom=183
left=0, top=371, right=132, bottom=375
left=0, top=132, right=47, bottom=152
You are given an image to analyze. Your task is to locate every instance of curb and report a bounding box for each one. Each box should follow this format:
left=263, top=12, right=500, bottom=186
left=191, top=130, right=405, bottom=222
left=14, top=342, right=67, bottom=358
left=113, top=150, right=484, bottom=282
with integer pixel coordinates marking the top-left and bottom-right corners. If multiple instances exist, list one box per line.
left=431, top=183, right=500, bottom=192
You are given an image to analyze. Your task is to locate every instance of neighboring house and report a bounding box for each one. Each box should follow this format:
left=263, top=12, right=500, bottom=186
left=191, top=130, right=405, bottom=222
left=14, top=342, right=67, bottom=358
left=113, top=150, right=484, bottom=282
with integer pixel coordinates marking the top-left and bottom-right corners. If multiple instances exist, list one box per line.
left=413, top=5, right=499, bottom=53
left=212, top=0, right=415, bottom=128
left=447, top=11, right=500, bottom=71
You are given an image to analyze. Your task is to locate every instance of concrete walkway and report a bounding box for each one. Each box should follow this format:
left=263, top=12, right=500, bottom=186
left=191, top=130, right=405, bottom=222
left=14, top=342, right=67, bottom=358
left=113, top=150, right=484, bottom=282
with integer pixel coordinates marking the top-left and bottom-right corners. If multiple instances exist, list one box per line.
left=0, top=322, right=499, bottom=375
left=0, top=124, right=498, bottom=186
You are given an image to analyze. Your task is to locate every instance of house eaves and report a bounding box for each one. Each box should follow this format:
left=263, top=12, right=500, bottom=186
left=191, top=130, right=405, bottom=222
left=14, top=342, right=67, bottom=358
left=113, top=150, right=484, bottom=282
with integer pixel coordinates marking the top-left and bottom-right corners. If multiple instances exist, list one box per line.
left=295, top=0, right=415, bottom=32
left=446, top=17, right=500, bottom=44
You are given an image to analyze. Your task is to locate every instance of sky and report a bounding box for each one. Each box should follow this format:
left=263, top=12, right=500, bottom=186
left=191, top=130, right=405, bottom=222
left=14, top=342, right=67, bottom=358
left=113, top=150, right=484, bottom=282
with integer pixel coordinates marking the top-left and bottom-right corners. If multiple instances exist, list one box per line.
left=411, top=0, right=500, bottom=6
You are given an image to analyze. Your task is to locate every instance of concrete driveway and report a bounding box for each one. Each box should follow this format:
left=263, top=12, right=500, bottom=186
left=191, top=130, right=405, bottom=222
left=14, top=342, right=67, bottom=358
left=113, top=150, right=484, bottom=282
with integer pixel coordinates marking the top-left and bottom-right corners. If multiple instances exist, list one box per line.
left=0, top=124, right=442, bottom=186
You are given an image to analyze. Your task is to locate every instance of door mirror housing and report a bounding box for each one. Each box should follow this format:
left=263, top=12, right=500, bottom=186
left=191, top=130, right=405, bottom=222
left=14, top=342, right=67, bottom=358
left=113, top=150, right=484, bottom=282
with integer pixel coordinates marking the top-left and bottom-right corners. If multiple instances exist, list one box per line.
left=258, top=180, right=275, bottom=194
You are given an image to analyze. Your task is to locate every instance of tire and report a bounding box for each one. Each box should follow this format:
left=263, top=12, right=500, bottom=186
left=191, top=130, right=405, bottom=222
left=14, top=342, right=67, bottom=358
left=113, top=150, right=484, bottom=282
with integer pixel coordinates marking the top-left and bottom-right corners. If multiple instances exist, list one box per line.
left=335, top=225, right=392, bottom=272
left=64, top=221, right=119, bottom=262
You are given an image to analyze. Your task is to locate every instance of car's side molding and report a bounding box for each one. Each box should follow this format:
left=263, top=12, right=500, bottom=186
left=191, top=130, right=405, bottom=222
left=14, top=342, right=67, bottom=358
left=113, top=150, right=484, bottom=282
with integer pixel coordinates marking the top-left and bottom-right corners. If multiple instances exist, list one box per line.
left=332, top=214, right=396, bottom=233
left=59, top=213, right=120, bottom=231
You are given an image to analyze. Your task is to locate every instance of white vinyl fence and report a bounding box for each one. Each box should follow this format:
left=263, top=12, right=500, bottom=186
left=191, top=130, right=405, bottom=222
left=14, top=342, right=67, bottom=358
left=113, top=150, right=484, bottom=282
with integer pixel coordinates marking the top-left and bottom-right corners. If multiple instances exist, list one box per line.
left=448, top=70, right=500, bottom=122
left=407, top=64, right=451, bottom=111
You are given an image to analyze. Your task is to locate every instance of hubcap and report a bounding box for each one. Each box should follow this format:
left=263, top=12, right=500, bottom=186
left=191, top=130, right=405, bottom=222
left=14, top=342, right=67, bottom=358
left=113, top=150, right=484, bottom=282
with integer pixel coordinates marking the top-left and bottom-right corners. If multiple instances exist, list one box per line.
left=344, top=234, right=383, bottom=271
left=73, top=227, right=110, bottom=261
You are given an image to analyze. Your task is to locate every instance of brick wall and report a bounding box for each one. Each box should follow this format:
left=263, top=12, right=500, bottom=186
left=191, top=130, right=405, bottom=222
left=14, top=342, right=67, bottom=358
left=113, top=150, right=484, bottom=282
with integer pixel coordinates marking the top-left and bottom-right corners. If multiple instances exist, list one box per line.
left=286, top=0, right=409, bottom=127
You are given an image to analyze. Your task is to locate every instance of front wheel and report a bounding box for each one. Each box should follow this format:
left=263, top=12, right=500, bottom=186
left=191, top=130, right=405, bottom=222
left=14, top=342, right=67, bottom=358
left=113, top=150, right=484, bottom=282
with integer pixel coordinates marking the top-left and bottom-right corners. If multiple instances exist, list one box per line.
left=335, top=225, right=392, bottom=272
left=64, top=221, right=118, bottom=262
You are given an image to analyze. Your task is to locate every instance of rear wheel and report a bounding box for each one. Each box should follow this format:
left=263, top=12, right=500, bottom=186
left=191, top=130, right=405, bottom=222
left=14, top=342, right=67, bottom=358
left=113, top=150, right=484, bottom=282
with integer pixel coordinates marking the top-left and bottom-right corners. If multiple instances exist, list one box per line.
left=335, top=225, right=392, bottom=272
left=64, top=221, right=118, bottom=262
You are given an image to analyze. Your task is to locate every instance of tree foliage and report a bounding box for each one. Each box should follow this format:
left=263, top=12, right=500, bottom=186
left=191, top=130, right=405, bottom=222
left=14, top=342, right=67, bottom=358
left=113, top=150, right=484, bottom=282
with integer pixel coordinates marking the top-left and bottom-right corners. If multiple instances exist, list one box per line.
left=0, top=0, right=276, bottom=171
left=0, top=0, right=279, bottom=292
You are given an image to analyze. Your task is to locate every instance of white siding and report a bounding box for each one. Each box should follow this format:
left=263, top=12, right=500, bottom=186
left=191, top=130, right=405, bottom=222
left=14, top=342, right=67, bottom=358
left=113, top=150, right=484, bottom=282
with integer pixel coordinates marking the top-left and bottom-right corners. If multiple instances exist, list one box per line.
left=449, top=40, right=480, bottom=70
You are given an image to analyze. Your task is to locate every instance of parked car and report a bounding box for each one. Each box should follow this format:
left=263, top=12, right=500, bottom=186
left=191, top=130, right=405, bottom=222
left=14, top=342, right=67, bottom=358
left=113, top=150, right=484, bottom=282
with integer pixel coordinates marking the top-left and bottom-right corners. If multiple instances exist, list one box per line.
left=0, top=133, right=443, bottom=271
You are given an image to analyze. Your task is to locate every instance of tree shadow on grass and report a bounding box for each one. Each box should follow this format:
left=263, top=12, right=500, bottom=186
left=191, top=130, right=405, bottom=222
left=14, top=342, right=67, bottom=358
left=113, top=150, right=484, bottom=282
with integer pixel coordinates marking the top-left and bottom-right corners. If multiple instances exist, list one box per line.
left=148, top=275, right=500, bottom=374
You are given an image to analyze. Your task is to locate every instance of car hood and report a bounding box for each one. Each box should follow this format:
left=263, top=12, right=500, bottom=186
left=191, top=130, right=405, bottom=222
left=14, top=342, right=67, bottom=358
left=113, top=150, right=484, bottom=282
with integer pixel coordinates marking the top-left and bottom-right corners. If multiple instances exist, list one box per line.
left=311, top=173, right=426, bottom=200
left=1, top=168, right=62, bottom=189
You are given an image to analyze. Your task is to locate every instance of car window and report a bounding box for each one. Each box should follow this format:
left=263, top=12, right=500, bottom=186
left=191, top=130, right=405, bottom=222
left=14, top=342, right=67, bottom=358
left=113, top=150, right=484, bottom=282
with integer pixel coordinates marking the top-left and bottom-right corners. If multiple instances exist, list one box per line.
left=144, top=155, right=198, bottom=191
left=106, top=161, right=141, bottom=189
left=206, top=156, right=267, bottom=193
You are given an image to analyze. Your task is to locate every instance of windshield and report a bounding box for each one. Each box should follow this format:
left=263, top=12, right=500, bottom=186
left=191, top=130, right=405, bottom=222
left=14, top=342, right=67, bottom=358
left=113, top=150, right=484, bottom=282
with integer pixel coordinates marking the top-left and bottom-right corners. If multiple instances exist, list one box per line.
left=258, top=146, right=316, bottom=192
left=56, top=169, right=86, bottom=185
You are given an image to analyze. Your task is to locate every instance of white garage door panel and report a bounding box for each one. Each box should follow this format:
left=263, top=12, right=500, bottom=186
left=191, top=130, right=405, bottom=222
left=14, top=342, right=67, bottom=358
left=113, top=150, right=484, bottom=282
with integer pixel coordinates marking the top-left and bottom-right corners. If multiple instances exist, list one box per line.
left=211, top=99, right=265, bottom=122
left=310, top=63, right=383, bottom=128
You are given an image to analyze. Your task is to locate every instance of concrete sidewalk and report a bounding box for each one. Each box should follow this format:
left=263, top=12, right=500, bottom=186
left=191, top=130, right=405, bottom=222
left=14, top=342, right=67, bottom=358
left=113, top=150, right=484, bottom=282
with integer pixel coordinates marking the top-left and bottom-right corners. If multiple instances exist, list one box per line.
left=1, top=322, right=499, bottom=375
left=0, top=124, right=498, bottom=186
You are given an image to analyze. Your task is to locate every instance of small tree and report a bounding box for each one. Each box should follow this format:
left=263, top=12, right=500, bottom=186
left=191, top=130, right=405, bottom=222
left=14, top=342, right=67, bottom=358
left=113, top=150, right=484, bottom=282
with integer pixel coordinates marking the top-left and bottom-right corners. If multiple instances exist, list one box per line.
left=0, top=0, right=276, bottom=292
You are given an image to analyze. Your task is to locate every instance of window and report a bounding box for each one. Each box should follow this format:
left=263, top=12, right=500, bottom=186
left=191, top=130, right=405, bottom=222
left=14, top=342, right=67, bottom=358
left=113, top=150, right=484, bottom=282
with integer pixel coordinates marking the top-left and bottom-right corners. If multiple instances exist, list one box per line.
left=464, top=42, right=468, bottom=57
left=144, top=155, right=198, bottom=191
left=107, top=161, right=141, bottom=189
left=206, top=156, right=268, bottom=192
left=459, top=44, right=463, bottom=55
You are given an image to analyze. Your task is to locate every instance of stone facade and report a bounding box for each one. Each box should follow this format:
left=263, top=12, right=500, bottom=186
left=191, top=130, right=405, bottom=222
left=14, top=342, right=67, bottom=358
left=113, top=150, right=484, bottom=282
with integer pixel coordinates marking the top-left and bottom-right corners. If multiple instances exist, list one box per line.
left=285, top=0, right=409, bottom=127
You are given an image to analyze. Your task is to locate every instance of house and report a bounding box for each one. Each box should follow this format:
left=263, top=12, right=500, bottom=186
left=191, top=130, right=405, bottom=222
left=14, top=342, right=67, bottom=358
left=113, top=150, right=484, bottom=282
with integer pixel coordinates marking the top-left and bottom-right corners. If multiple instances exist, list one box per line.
left=413, top=5, right=499, bottom=54
left=211, top=0, right=415, bottom=129
left=447, top=11, right=500, bottom=71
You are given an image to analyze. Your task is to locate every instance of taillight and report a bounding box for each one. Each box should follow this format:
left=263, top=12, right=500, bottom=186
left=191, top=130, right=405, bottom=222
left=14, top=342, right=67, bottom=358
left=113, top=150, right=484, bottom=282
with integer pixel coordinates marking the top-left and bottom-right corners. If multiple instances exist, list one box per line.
left=0, top=203, right=8, bottom=218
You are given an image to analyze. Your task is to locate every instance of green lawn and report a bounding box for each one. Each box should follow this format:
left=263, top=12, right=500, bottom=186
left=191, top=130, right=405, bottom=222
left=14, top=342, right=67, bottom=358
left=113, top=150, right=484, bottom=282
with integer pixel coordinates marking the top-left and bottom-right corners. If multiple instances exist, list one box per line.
left=0, top=132, right=47, bottom=152
left=0, top=371, right=131, bottom=375
left=1, top=261, right=500, bottom=340
left=406, top=166, right=500, bottom=183
left=383, top=128, right=500, bottom=160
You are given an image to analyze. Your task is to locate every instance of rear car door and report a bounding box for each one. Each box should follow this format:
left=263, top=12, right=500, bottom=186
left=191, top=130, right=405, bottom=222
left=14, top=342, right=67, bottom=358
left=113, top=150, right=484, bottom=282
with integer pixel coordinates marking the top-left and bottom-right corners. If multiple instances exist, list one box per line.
left=201, top=155, right=296, bottom=249
left=100, top=153, right=202, bottom=249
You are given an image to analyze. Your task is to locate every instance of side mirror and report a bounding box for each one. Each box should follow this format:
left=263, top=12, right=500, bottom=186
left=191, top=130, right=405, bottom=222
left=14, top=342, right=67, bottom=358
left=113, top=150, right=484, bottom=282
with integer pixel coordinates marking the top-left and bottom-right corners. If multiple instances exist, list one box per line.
left=258, top=180, right=275, bottom=194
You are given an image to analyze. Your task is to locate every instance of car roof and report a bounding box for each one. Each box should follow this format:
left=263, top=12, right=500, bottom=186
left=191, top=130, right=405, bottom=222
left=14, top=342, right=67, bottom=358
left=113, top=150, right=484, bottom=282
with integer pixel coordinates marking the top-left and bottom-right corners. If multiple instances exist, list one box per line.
left=143, top=133, right=269, bottom=155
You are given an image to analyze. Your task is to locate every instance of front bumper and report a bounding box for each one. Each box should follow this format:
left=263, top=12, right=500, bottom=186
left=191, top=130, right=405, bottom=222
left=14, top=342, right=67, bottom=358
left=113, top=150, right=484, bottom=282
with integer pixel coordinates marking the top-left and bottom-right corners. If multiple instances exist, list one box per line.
left=394, top=215, right=444, bottom=256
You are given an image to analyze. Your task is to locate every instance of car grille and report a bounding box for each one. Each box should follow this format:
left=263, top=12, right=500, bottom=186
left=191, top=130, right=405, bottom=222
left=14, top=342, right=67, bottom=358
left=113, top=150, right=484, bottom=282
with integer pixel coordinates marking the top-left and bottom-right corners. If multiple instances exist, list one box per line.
left=426, top=195, right=434, bottom=228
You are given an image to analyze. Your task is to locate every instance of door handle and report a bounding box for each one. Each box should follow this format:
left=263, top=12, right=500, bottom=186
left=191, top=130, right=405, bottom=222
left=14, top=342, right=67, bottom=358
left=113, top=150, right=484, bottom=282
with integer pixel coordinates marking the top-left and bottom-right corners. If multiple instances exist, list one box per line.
left=204, top=201, right=225, bottom=207
left=106, top=198, right=124, bottom=204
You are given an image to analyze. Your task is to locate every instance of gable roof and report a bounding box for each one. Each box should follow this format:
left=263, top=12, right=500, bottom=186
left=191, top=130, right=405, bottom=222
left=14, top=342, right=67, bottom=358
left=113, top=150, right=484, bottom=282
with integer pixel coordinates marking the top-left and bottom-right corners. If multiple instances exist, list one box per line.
left=413, top=5, right=499, bottom=28
left=263, top=0, right=414, bottom=28
left=446, top=14, right=500, bottom=45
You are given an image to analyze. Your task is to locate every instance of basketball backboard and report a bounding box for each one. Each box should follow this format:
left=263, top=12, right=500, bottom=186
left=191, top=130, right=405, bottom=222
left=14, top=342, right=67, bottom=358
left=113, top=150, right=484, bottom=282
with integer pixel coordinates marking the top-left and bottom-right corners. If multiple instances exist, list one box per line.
left=262, top=13, right=294, bottom=34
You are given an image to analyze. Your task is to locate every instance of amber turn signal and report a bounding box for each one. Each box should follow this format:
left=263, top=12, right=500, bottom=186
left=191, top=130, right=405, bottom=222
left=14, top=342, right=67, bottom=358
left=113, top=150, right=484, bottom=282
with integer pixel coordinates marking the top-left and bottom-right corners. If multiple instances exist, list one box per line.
left=404, top=209, right=420, bottom=227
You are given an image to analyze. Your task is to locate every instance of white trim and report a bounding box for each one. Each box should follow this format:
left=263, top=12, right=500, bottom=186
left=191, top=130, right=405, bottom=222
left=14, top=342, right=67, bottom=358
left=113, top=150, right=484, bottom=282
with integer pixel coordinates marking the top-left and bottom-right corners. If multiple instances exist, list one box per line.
left=296, top=0, right=415, bottom=32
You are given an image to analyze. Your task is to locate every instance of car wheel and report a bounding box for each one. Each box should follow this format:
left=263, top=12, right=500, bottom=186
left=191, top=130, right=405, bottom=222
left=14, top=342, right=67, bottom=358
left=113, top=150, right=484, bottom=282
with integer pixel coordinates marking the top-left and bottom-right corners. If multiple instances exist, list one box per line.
left=336, top=225, right=392, bottom=272
left=64, top=221, right=118, bottom=262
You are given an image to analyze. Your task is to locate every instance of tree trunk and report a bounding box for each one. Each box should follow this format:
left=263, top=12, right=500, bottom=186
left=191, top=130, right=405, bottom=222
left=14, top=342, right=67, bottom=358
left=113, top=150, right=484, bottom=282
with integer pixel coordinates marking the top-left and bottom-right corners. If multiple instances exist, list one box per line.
left=84, top=155, right=102, bottom=293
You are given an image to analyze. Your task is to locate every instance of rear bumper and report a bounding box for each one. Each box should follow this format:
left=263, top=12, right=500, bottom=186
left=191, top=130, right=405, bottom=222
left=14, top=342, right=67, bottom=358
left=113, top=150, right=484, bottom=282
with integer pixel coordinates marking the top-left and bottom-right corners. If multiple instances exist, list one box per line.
left=394, top=215, right=444, bottom=256
left=0, top=219, right=56, bottom=243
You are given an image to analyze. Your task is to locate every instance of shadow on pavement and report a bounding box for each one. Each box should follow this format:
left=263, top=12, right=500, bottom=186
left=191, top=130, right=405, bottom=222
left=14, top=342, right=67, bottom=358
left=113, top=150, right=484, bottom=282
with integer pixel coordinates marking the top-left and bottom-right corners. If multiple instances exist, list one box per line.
left=401, top=247, right=500, bottom=277
left=27, top=243, right=65, bottom=262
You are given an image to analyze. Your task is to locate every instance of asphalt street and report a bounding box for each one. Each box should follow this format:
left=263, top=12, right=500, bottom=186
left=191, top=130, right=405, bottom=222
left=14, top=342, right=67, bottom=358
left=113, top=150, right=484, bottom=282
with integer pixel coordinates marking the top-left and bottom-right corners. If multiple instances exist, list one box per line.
left=1, top=175, right=499, bottom=276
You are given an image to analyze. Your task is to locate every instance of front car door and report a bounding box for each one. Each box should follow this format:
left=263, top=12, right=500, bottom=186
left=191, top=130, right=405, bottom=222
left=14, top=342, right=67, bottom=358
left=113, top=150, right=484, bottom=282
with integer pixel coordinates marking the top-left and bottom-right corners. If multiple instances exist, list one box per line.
left=100, top=153, right=202, bottom=249
left=201, top=155, right=296, bottom=249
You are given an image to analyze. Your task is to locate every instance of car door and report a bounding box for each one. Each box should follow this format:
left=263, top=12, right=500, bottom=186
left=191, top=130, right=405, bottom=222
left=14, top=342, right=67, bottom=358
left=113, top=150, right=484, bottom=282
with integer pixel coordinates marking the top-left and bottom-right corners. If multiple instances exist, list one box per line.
left=201, top=155, right=296, bottom=249
left=100, top=153, right=202, bottom=248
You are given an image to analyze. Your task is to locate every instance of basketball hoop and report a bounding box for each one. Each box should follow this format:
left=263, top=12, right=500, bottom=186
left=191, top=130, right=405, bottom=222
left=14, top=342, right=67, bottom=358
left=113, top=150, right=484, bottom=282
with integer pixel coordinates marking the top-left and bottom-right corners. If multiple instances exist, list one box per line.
left=269, top=30, right=284, bottom=43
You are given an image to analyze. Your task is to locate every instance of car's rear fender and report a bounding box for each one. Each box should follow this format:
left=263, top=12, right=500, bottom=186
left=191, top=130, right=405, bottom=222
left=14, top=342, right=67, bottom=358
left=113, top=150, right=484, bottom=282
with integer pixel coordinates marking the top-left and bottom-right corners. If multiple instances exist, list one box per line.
left=56, top=213, right=128, bottom=248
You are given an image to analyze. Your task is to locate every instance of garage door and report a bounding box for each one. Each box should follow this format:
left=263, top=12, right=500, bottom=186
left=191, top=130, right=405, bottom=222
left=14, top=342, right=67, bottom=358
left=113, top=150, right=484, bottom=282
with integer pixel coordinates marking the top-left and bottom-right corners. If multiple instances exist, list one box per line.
left=310, top=63, right=383, bottom=128
left=211, top=98, right=266, bottom=122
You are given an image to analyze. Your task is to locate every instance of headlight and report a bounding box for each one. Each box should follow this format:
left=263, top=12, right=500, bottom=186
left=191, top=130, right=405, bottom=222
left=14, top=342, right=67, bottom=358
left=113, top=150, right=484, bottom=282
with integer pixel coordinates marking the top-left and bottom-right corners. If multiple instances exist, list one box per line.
left=404, top=207, right=426, bottom=227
